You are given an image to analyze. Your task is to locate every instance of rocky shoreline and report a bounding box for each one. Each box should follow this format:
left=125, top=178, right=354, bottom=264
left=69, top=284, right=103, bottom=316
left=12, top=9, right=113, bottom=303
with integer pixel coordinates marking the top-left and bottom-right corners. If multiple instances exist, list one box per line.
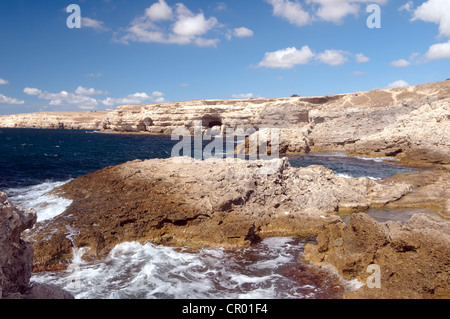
left=16, top=156, right=449, bottom=299
left=1, top=80, right=449, bottom=299
left=1, top=80, right=449, bottom=166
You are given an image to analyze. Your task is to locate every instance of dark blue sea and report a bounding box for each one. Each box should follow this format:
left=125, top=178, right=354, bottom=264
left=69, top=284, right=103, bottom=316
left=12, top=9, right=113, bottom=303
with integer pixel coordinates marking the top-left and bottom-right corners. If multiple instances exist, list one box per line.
left=0, top=128, right=422, bottom=299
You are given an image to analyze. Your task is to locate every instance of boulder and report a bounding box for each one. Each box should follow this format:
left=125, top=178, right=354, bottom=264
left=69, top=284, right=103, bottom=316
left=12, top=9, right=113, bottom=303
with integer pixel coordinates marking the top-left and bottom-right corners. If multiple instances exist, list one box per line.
left=0, top=192, right=73, bottom=299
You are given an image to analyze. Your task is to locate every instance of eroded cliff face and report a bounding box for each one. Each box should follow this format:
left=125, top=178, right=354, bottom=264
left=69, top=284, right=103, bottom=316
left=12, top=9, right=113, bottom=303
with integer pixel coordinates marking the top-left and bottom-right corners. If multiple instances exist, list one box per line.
left=1, top=81, right=449, bottom=164
left=103, top=80, right=450, bottom=165
left=0, top=111, right=109, bottom=130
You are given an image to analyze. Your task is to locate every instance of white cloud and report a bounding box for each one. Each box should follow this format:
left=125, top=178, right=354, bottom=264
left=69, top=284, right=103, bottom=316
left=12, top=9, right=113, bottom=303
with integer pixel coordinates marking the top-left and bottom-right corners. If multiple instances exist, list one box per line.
left=215, top=2, right=227, bottom=11
left=355, top=53, right=370, bottom=63
left=24, top=87, right=99, bottom=109
left=233, top=27, right=254, bottom=38
left=23, top=87, right=42, bottom=96
left=266, top=0, right=387, bottom=25
left=231, top=93, right=255, bottom=99
left=258, top=46, right=315, bottom=69
left=257, top=46, right=357, bottom=68
left=173, top=8, right=218, bottom=37
left=316, top=49, right=348, bottom=66
left=390, top=59, right=410, bottom=67
left=425, top=40, right=450, bottom=61
left=81, top=17, right=109, bottom=31
left=118, top=0, right=220, bottom=47
left=0, top=78, right=9, bottom=85
left=101, top=92, right=165, bottom=106
left=351, top=71, right=366, bottom=76
left=0, top=94, right=24, bottom=105
left=399, top=1, right=414, bottom=12
left=413, top=0, right=450, bottom=37
left=384, top=80, right=410, bottom=89
left=194, top=37, right=220, bottom=48
left=75, top=86, right=107, bottom=96
left=266, top=0, right=311, bottom=26
left=145, top=0, right=173, bottom=21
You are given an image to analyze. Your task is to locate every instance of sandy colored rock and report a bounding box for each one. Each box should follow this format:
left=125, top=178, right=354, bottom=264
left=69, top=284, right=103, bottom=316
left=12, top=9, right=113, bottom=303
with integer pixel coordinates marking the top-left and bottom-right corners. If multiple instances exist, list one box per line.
left=304, top=213, right=450, bottom=299
left=0, top=111, right=109, bottom=130
left=2, top=80, right=448, bottom=165
left=25, top=157, right=412, bottom=272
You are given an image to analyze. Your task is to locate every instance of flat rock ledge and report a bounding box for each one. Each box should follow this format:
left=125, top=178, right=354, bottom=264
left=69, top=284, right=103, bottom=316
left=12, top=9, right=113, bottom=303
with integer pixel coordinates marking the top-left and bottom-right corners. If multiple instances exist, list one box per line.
left=305, top=213, right=450, bottom=299
left=26, top=157, right=412, bottom=274
left=0, top=192, right=73, bottom=299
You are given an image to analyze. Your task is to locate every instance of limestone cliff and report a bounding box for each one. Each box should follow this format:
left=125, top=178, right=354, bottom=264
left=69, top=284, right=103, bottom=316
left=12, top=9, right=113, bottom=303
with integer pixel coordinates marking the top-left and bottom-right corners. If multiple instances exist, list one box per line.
left=0, top=111, right=109, bottom=130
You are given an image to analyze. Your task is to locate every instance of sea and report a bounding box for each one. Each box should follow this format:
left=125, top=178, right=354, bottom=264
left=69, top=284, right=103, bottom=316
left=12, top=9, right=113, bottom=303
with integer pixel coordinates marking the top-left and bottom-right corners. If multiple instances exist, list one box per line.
left=0, top=128, right=423, bottom=299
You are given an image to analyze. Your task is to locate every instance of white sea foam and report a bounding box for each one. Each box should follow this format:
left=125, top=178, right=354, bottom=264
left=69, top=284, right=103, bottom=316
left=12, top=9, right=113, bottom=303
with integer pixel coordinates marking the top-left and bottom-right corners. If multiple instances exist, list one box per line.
left=5, top=180, right=72, bottom=222
left=31, top=237, right=360, bottom=299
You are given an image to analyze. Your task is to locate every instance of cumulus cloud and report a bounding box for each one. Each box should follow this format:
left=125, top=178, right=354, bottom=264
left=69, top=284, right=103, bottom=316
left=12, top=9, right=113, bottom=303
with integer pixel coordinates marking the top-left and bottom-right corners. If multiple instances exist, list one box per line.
left=233, top=27, right=254, bottom=38
left=355, top=53, right=370, bottom=63
left=257, top=46, right=360, bottom=68
left=390, top=59, right=410, bottom=67
left=24, top=87, right=99, bottom=110
left=384, top=80, right=410, bottom=89
left=265, top=0, right=311, bottom=26
left=74, top=86, right=107, bottom=96
left=257, top=46, right=315, bottom=69
left=316, top=50, right=349, bottom=66
left=413, top=0, right=450, bottom=37
left=145, top=0, right=173, bottom=21
left=425, top=40, right=450, bottom=61
left=24, top=87, right=166, bottom=109
left=117, top=0, right=220, bottom=47
left=0, top=94, right=24, bottom=105
left=0, top=78, right=9, bottom=85
left=101, top=91, right=165, bottom=106
left=266, top=0, right=387, bottom=25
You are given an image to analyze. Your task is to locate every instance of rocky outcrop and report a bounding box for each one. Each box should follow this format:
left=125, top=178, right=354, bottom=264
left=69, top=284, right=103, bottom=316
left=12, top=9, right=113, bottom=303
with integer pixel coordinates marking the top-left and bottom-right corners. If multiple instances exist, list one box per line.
left=1, top=81, right=449, bottom=164
left=25, top=157, right=412, bottom=272
left=0, top=192, right=73, bottom=299
left=304, top=213, right=450, bottom=299
left=382, top=166, right=450, bottom=220
left=0, top=111, right=109, bottom=130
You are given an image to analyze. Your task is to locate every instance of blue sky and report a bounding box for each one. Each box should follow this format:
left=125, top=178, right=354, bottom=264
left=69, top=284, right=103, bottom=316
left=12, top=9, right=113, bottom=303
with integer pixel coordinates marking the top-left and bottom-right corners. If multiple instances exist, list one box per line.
left=0, top=0, right=449, bottom=115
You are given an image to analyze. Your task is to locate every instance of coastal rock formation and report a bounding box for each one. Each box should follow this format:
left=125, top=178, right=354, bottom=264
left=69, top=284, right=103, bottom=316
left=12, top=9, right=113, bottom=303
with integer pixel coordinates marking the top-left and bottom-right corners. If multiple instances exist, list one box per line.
left=0, top=192, right=73, bottom=299
left=1, top=81, right=448, bottom=165
left=382, top=166, right=450, bottom=220
left=0, top=111, right=109, bottom=130
left=305, top=213, right=450, bottom=299
left=26, top=158, right=412, bottom=272
left=101, top=80, right=449, bottom=165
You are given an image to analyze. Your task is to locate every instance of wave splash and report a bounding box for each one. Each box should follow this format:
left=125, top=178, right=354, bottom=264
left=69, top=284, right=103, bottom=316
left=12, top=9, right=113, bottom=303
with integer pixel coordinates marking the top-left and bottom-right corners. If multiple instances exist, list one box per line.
left=32, top=237, right=355, bottom=299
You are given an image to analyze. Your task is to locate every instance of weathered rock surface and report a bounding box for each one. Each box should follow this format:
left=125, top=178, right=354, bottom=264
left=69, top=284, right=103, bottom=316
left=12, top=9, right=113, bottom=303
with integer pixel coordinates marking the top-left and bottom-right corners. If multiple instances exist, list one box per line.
left=304, top=213, right=450, bottom=299
left=2, top=81, right=448, bottom=165
left=383, top=166, right=450, bottom=220
left=0, top=192, right=73, bottom=299
left=25, top=157, right=412, bottom=272
left=0, top=111, right=109, bottom=130
left=102, top=80, right=450, bottom=165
